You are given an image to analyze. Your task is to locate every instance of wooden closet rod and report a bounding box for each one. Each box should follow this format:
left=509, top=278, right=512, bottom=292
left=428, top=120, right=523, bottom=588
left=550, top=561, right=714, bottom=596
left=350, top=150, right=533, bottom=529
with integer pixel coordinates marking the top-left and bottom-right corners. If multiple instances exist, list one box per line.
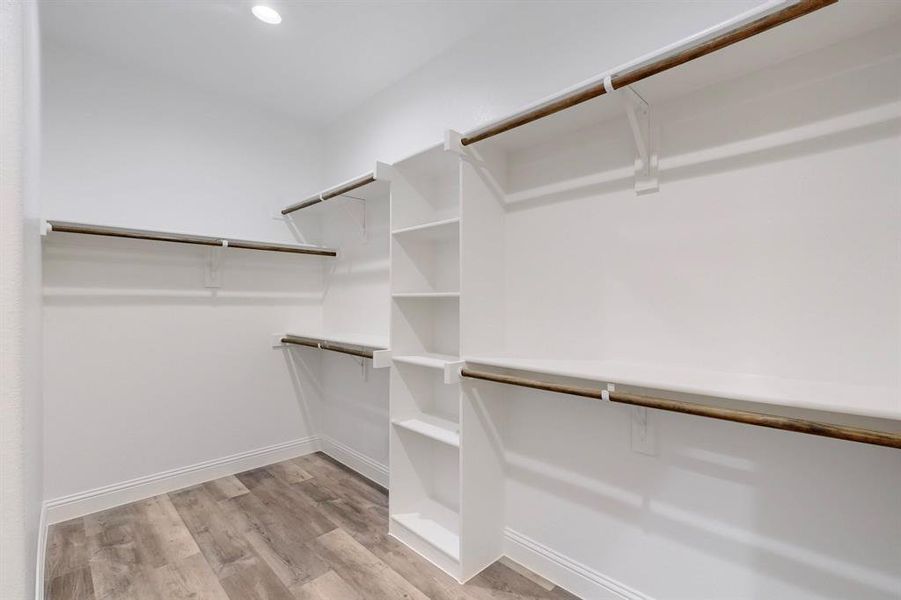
left=281, top=335, right=382, bottom=359
left=281, top=173, right=376, bottom=215
left=460, top=368, right=901, bottom=449
left=46, top=220, right=337, bottom=257
left=460, top=0, right=836, bottom=146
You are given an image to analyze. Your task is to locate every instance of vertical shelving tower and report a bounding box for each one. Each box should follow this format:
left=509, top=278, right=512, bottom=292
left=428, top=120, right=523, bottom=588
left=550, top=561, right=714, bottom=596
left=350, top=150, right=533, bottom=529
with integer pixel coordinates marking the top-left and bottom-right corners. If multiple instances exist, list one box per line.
left=386, top=142, right=466, bottom=578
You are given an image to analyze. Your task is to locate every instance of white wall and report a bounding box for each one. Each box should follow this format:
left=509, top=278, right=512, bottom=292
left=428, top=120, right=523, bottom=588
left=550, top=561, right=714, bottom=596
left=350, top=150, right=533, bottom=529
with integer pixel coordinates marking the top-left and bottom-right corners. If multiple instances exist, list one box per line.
left=319, top=2, right=901, bottom=598
left=41, top=43, right=326, bottom=506
left=41, top=44, right=322, bottom=244
left=0, top=1, right=43, bottom=598
left=322, top=0, right=760, bottom=181
left=317, top=190, right=391, bottom=481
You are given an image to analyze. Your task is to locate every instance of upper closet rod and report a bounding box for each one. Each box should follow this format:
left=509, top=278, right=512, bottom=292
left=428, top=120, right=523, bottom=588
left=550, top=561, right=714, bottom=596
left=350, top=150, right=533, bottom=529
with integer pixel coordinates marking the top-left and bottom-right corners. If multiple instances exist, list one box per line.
left=46, top=220, right=337, bottom=257
left=281, top=335, right=383, bottom=359
left=460, top=368, right=901, bottom=450
left=281, top=172, right=376, bottom=215
left=460, top=0, right=836, bottom=146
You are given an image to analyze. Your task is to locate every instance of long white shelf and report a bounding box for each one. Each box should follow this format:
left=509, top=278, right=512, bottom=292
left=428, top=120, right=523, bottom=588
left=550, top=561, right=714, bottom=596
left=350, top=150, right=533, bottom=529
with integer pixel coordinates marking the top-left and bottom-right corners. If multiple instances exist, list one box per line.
left=393, top=353, right=461, bottom=370
left=392, top=415, right=460, bottom=447
left=392, top=292, right=460, bottom=299
left=390, top=501, right=460, bottom=561
left=392, top=216, right=460, bottom=242
left=463, top=356, right=901, bottom=421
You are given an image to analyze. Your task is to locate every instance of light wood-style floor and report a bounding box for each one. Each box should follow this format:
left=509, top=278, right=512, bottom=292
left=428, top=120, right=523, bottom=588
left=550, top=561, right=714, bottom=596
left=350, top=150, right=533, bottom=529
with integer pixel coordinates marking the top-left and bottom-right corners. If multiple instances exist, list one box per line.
left=45, top=452, right=580, bottom=600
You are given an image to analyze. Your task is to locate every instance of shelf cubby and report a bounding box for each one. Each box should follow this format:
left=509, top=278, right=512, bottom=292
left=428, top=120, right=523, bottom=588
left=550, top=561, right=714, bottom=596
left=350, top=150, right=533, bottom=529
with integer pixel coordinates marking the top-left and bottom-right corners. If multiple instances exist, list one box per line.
left=389, top=142, right=464, bottom=579
left=391, top=225, right=459, bottom=295
left=389, top=428, right=461, bottom=572
left=389, top=144, right=460, bottom=231
left=392, top=361, right=460, bottom=422
left=391, top=296, right=459, bottom=359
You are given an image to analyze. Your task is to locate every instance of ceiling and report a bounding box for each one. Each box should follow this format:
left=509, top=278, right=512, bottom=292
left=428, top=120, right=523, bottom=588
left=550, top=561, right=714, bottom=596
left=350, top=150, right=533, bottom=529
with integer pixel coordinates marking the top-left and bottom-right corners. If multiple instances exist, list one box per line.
left=40, top=0, right=513, bottom=126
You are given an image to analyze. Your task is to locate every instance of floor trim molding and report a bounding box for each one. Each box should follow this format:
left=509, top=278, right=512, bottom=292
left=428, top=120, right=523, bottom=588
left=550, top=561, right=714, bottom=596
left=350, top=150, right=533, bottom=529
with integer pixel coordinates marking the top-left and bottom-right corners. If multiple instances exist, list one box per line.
left=504, top=528, right=651, bottom=600
left=44, top=436, right=321, bottom=524
left=35, top=502, right=48, bottom=600
left=319, top=435, right=389, bottom=488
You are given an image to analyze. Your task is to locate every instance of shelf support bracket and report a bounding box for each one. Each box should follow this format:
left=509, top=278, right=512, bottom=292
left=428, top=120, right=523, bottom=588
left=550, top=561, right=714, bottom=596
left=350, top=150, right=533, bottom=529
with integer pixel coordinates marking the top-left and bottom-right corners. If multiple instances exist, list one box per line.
left=339, top=195, right=367, bottom=241
left=372, top=349, right=392, bottom=369
left=606, top=79, right=658, bottom=195
left=203, top=240, right=227, bottom=288
left=446, top=129, right=508, bottom=207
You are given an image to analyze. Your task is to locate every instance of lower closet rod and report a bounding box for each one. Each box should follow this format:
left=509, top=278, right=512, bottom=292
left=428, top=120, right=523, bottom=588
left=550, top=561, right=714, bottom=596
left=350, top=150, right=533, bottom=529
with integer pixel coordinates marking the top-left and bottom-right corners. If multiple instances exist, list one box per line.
left=46, top=221, right=337, bottom=256
left=460, top=368, right=901, bottom=450
left=281, top=335, right=377, bottom=359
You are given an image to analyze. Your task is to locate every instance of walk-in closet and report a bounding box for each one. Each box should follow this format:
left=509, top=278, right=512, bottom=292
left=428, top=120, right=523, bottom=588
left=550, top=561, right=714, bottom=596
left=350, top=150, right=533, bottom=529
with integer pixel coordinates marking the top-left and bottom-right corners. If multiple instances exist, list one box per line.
left=2, top=1, right=900, bottom=599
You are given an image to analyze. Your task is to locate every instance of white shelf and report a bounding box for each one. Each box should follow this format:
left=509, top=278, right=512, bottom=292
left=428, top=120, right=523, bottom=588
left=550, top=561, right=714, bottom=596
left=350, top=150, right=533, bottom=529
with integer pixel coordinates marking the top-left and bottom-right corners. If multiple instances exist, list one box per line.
left=393, top=353, right=460, bottom=370
left=392, top=217, right=460, bottom=242
left=393, top=292, right=460, bottom=299
left=393, top=415, right=460, bottom=447
left=391, top=501, right=460, bottom=561
left=464, top=356, right=901, bottom=421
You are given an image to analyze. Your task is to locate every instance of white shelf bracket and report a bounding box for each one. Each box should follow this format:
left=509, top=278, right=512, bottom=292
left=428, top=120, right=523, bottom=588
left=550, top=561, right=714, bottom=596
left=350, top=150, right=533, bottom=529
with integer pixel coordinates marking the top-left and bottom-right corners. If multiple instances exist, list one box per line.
left=203, top=240, right=227, bottom=288
left=41, top=220, right=52, bottom=237
left=606, top=78, right=659, bottom=195
left=272, top=211, right=315, bottom=246
left=443, top=360, right=465, bottom=384
left=603, top=381, right=656, bottom=455
left=372, top=349, right=392, bottom=369
left=338, top=195, right=367, bottom=241
left=630, top=406, right=657, bottom=456
left=445, top=129, right=507, bottom=206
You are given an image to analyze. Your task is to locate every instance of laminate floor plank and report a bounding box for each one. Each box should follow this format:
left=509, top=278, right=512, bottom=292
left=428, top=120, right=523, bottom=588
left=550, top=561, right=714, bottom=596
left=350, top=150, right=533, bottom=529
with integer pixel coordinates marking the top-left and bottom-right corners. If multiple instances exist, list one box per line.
left=464, top=562, right=582, bottom=600
left=168, top=485, right=258, bottom=580
left=133, top=494, right=200, bottom=564
left=365, top=534, right=470, bottom=600
left=218, top=560, right=297, bottom=600
left=294, top=570, right=363, bottom=600
left=205, top=475, right=250, bottom=502
left=313, top=528, right=430, bottom=600
left=46, top=518, right=90, bottom=581
left=46, top=567, right=96, bottom=600
left=268, top=459, right=313, bottom=485
left=235, top=467, right=337, bottom=541
left=295, top=453, right=388, bottom=509
left=45, top=453, right=580, bottom=600
left=83, top=505, right=166, bottom=600
left=148, top=553, right=230, bottom=600
left=221, top=489, right=331, bottom=592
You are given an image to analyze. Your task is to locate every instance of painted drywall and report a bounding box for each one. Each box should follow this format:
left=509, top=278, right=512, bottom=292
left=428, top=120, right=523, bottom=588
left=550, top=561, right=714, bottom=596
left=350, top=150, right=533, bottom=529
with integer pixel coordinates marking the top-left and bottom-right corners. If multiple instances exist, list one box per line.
left=321, top=0, right=761, bottom=182
left=494, top=23, right=901, bottom=597
left=318, top=1, right=901, bottom=598
left=316, top=192, right=391, bottom=477
left=0, top=1, right=43, bottom=598
left=41, top=43, right=326, bottom=504
left=40, top=43, right=321, bottom=244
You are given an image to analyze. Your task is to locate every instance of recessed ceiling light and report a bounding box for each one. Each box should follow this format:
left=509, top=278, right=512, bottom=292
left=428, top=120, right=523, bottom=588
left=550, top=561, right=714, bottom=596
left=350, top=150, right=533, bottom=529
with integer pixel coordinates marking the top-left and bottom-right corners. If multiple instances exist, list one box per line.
left=252, top=5, right=282, bottom=25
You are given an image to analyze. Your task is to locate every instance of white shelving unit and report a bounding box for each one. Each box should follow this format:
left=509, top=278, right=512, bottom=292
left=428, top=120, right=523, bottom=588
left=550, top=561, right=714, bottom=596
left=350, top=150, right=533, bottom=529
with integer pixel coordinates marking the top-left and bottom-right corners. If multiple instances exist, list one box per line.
left=385, top=143, right=468, bottom=579
left=448, top=17, right=901, bottom=424
left=365, top=2, right=901, bottom=587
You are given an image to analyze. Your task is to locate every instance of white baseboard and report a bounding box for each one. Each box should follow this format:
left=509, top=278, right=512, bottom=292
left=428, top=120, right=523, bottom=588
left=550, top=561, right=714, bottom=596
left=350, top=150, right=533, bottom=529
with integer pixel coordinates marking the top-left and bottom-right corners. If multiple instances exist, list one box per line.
left=44, top=436, right=321, bottom=524
left=34, top=502, right=48, bottom=600
left=319, top=435, right=389, bottom=488
left=504, top=528, right=651, bottom=600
